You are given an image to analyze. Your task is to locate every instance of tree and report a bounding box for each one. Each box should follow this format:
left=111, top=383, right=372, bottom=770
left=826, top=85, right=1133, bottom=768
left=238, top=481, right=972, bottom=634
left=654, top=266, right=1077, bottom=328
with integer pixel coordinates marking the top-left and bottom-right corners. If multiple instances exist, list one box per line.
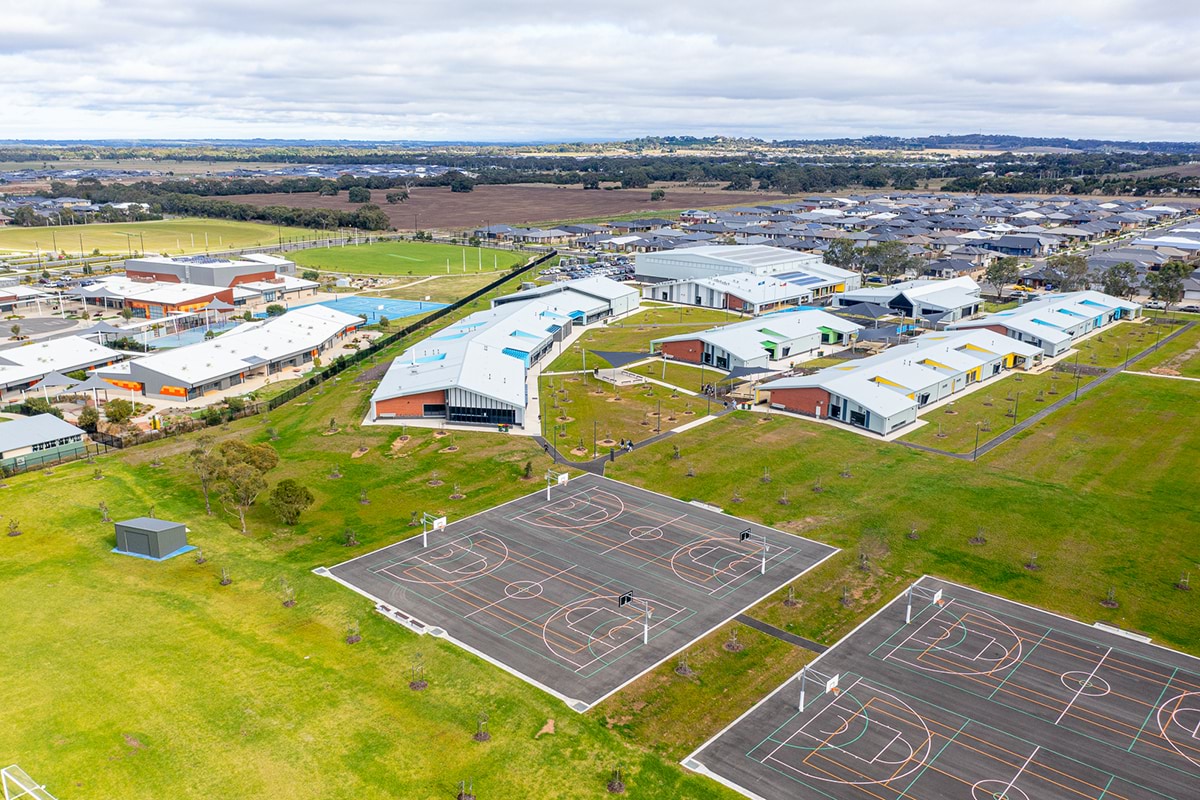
left=190, top=437, right=225, bottom=516
left=824, top=239, right=860, bottom=270
left=620, top=168, right=650, bottom=189
left=723, top=173, right=752, bottom=191
left=1045, top=253, right=1090, bottom=292
left=301, top=269, right=320, bottom=281
left=222, top=463, right=267, bottom=533
left=1100, top=261, right=1139, bottom=300
left=448, top=172, right=475, bottom=193
left=77, top=406, right=100, bottom=432
left=317, top=182, right=339, bottom=196
left=377, top=315, right=389, bottom=329
left=385, top=189, right=408, bottom=204
left=120, top=308, right=134, bottom=321
left=104, top=397, right=134, bottom=425
left=650, top=188, right=666, bottom=201
left=861, top=241, right=918, bottom=283
left=8, top=324, right=19, bottom=340
left=265, top=304, right=286, bottom=317
left=269, top=479, right=315, bottom=525
left=217, top=440, right=279, bottom=474
left=226, top=396, right=246, bottom=414
left=1146, top=262, right=1188, bottom=315
left=347, top=187, right=371, bottom=204
left=985, top=257, right=1021, bottom=300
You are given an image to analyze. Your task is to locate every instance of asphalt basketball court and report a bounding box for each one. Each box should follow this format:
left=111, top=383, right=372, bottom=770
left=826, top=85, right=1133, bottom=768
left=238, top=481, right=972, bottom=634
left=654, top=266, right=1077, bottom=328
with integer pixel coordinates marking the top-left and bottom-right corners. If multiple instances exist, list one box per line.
left=323, top=473, right=838, bottom=711
left=686, top=575, right=1200, bottom=800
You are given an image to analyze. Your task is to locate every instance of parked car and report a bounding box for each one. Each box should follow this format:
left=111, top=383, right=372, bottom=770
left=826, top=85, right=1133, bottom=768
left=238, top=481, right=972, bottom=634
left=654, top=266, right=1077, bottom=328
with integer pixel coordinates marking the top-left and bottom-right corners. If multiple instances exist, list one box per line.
left=1179, top=304, right=1200, bottom=314
left=1144, top=300, right=1166, bottom=309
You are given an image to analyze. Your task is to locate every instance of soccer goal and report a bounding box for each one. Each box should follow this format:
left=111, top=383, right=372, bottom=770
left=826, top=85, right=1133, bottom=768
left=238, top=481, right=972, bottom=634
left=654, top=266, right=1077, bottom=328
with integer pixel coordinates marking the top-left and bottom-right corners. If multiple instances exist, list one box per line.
left=2, top=765, right=59, bottom=800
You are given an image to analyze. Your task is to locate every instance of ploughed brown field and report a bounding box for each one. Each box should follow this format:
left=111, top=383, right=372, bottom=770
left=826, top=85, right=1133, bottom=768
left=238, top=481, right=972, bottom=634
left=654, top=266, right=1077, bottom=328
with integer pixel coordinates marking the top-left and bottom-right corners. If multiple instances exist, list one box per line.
left=214, top=183, right=793, bottom=230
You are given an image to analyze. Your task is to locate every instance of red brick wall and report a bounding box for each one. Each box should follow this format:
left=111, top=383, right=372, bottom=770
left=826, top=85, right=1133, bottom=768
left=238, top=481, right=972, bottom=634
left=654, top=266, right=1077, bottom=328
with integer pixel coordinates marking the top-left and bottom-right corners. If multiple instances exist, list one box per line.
left=660, top=340, right=703, bottom=364
left=983, top=324, right=1010, bottom=335
left=125, top=270, right=182, bottom=282
left=375, top=389, right=446, bottom=417
left=727, top=295, right=746, bottom=311
left=768, top=387, right=830, bottom=417
left=229, top=270, right=276, bottom=287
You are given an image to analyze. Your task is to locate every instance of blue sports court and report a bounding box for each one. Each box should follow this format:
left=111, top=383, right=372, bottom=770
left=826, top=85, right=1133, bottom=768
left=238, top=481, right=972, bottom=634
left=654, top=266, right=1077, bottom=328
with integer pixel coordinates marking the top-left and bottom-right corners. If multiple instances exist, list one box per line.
left=256, top=296, right=447, bottom=322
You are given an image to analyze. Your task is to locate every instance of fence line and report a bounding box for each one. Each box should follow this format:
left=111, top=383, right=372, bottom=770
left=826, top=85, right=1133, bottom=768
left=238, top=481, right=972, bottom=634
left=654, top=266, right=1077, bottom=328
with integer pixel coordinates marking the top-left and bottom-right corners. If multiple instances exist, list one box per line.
left=0, top=441, right=113, bottom=478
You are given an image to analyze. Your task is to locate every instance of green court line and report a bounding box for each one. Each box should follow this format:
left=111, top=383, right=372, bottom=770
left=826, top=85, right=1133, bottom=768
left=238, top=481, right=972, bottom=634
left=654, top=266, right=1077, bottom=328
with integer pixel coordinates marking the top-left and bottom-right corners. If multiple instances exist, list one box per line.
left=1096, top=774, right=1115, bottom=800
left=989, top=627, right=1052, bottom=700
left=869, top=601, right=940, bottom=659
left=1128, top=666, right=1178, bottom=752
left=893, top=720, right=969, bottom=800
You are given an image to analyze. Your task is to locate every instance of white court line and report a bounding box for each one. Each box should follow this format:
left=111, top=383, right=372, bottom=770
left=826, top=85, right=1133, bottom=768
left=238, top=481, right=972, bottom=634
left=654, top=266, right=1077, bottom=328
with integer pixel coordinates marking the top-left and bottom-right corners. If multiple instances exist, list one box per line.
left=763, top=677, right=866, bottom=762
left=598, top=513, right=688, bottom=554
left=1001, top=746, right=1040, bottom=798
left=463, top=565, right=576, bottom=619
left=1056, top=648, right=1112, bottom=725
left=882, top=600, right=955, bottom=662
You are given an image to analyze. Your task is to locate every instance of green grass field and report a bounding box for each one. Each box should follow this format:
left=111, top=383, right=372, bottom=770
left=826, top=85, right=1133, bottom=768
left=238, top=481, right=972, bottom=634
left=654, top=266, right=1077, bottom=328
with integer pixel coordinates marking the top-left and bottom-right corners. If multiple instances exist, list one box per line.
left=547, top=307, right=740, bottom=372
left=1069, top=320, right=1160, bottom=368
left=380, top=273, right=500, bottom=304
left=0, top=218, right=315, bottom=256
left=292, top=241, right=528, bottom=276
left=540, top=375, right=700, bottom=458
left=900, top=369, right=1097, bottom=453
left=2, top=266, right=1199, bottom=799
left=626, top=359, right=726, bottom=394
left=1131, top=323, right=1200, bottom=377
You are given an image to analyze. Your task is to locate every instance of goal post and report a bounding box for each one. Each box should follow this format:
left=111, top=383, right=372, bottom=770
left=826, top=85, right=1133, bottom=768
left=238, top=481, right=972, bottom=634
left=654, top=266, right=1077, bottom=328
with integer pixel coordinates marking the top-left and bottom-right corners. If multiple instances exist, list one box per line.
left=797, top=667, right=840, bottom=712
left=905, top=583, right=946, bottom=624
left=420, top=513, right=447, bottom=548
left=2, top=765, right=59, bottom=800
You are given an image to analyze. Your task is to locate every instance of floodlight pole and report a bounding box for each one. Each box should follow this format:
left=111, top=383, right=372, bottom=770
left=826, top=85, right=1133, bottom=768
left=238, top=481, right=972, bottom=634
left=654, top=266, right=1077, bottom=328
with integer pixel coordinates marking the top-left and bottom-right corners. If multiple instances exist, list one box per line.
left=905, top=585, right=914, bottom=624
left=798, top=667, right=807, bottom=711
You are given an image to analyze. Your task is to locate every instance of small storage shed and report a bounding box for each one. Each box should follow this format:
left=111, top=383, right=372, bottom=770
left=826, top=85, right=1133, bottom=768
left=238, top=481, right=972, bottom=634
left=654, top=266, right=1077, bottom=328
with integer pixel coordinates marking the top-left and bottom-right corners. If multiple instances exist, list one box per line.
left=114, top=517, right=191, bottom=560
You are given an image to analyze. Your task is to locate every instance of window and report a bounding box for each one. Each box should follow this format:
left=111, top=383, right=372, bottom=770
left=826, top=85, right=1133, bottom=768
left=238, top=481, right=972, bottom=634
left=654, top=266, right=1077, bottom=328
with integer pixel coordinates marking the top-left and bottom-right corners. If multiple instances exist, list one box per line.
left=422, top=404, right=446, bottom=418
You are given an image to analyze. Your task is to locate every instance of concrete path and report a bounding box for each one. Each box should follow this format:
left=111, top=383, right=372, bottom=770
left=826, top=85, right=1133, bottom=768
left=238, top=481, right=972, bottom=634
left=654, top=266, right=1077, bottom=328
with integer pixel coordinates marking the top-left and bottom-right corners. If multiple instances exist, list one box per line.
left=735, top=614, right=828, bottom=654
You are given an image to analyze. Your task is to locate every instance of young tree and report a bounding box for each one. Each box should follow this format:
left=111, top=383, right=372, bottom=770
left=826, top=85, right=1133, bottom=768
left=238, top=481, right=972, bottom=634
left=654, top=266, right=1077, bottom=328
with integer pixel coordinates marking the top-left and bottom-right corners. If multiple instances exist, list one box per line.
left=265, top=304, right=286, bottom=317
left=823, top=239, right=860, bottom=270
left=104, top=398, right=135, bottom=425
left=8, top=323, right=19, bottom=340
left=120, top=308, right=134, bottom=321
left=1045, top=253, right=1090, bottom=292
left=222, top=463, right=267, bottom=533
left=984, top=257, right=1021, bottom=300
left=191, top=444, right=225, bottom=516
left=650, top=188, right=666, bottom=201
left=1100, top=261, right=1139, bottom=300
left=269, top=479, right=315, bottom=525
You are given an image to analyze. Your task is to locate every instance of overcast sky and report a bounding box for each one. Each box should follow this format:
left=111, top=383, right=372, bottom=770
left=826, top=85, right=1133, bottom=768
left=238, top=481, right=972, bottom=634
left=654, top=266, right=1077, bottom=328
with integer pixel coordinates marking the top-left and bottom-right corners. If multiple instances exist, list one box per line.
left=3, top=0, right=1199, bottom=143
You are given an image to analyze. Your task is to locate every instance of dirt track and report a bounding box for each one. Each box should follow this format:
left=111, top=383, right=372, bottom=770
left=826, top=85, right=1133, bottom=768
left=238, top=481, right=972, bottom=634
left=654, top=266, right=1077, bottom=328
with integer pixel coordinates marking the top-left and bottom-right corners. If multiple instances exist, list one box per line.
left=216, top=184, right=792, bottom=231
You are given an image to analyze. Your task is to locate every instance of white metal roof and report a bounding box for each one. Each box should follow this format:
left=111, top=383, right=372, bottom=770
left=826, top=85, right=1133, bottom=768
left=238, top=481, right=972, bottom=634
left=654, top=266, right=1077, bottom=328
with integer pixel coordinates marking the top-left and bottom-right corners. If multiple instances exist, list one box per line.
left=373, top=299, right=573, bottom=409
left=0, top=413, right=84, bottom=455
left=762, top=330, right=1041, bottom=419
left=948, top=291, right=1140, bottom=343
left=0, top=336, right=124, bottom=389
left=653, top=309, right=861, bottom=362
left=125, top=305, right=362, bottom=387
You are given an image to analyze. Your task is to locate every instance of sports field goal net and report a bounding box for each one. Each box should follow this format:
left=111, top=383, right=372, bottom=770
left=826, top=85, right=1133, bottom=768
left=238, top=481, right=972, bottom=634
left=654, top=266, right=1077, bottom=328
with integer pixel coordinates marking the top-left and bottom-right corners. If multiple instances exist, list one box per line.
left=2, top=765, right=59, bottom=800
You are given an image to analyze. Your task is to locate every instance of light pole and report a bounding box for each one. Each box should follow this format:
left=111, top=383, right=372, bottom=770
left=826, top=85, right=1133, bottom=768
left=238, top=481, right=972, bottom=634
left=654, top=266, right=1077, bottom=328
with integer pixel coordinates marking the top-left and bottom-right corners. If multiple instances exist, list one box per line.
left=593, top=420, right=598, bottom=459
left=1011, top=391, right=1021, bottom=428
left=1073, top=353, right=1082, bottom=400
left=656, top=399, right=661, bottom=433
left=973, top=422, right=981, bottom=462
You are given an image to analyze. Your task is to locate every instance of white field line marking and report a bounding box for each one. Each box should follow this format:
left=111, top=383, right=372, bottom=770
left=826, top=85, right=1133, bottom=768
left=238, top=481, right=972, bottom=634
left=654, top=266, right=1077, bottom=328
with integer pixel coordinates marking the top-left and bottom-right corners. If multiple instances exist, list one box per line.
left=463, top=565, right=575, bottom=619
left=1001, top=746, right=1040, bottom=799
left=1056, top=647, right=1112, bottom=725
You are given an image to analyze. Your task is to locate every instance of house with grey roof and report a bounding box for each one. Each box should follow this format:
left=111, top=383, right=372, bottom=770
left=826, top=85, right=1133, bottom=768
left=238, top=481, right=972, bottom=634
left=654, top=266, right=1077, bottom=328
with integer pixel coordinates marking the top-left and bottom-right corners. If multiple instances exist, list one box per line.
left=0, top=414, right=87, bottom=472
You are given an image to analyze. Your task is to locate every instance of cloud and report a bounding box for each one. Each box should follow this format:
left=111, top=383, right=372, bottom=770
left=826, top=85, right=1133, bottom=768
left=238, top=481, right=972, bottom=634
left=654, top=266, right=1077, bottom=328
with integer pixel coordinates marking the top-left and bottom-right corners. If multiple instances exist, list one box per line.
left=1, top=0, right=1198, bottom=141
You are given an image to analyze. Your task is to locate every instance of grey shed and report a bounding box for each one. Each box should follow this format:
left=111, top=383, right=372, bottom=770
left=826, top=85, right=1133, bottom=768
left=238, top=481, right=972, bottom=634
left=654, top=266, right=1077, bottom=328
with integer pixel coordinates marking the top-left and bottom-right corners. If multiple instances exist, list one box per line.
left=114, top=517, right=189, bottom=560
